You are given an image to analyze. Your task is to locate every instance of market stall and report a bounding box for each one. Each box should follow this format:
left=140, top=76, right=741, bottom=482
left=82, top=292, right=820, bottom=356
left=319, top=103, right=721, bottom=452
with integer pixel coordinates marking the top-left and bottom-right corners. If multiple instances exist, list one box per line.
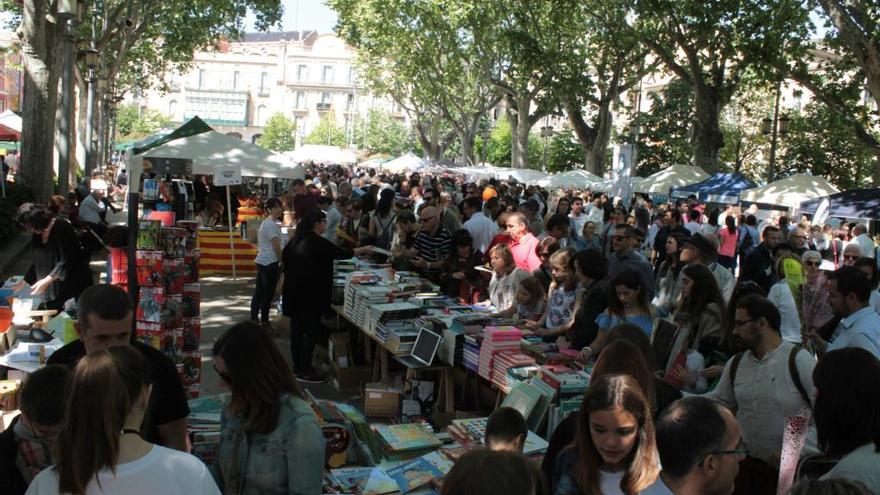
left=798, top=188, right=880, bottom=221
left=633, top=164, right=709, bottom=196
left=536, top=169, right=602, bottom=189
left=380, top=152, right=428, bottom=174
left=670, top=172, right=757, bottom=203
left=739, top=174, right=839, bottom=211
left=288, top=144, right=357, bottom=165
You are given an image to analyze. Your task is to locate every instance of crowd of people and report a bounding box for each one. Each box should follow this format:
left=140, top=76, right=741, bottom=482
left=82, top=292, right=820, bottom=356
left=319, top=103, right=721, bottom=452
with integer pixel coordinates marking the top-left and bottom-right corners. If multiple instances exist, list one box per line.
left=3, top=164, right=880, bottom=494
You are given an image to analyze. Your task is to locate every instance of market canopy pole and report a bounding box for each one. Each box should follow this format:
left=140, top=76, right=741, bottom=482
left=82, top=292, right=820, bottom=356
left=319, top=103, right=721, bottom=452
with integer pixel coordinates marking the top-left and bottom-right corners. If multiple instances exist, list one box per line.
left=214, top=165, right=242, bottom=280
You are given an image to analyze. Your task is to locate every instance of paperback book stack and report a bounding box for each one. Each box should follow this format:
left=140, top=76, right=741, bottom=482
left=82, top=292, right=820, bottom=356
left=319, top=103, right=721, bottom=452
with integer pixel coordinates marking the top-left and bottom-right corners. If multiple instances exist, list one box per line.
left=186, top=394, right=227, bottom=465
left=477, top=326, right=523, bottom=381
left=539, top=365, right=591, bottom=395
left=491, top=351, right=536, bottom=393
left=134, top=219, right=202, bottom=398
left=344, top=284, right=412, bottom=330
left=462, top=333, right=482, bottom=373
left=373, top=423, right=442, bottom=462
left=368, top=302, right=424, bottom=336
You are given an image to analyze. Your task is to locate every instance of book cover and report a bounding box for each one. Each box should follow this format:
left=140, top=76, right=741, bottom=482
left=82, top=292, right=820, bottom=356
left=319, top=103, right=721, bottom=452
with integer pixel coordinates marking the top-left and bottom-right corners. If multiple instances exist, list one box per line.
left=136, top=287, right=164, bottom=323
left=137, top=220, right=162, bottom=250
left=182, top=284, right=201, bottom=317
left=385, top=451, right=454, bottom=493
left=162, top=326, right=184, bottom=362
left=161, top=293, right=183, bottom=329
left=180, top=351, right=202, bottom=387
left=163, top=258, right=187, bottom=294
left=160, top=227, right=187, bottom=259
left=135, top=320, right=163, bottom=350
left=142, top=179, right=160, bottom=201
left=373, top=423, right=440, bottom=452
left=135, top=250, right=164, bottom=287
left=184, top=250, right=200, bottom=283
left=183, top=317, right=200, bottom=352
left=329, top=467, right=398, bottom=495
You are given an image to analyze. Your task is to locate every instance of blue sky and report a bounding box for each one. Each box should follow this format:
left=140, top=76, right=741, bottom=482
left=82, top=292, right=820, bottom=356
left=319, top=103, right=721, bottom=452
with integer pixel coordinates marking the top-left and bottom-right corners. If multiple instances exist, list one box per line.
left=246, top=0, right=339, bottom=34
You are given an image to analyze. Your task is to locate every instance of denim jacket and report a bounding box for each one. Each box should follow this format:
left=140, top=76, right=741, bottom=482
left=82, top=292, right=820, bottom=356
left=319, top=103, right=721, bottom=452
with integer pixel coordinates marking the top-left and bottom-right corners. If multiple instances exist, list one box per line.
left=210, top=394, right=325, bottom=495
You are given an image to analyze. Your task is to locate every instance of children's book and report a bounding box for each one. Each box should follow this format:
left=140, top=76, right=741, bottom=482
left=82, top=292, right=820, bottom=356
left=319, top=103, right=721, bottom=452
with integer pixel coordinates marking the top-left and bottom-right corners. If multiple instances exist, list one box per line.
left=385, top=451, right=454, bottom=493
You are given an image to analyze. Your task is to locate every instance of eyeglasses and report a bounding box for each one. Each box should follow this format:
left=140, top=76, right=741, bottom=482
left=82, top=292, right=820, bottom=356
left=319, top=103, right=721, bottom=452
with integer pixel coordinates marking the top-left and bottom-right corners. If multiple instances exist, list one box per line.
left=843, top=255, right=860, bottom=261
left=213, top=362, right=231, bottom=383
left=710, top=447, right=750, bottom=457
left=804, top=260, right=819, bottom=267
left=734, top=318, right=757, bottom=328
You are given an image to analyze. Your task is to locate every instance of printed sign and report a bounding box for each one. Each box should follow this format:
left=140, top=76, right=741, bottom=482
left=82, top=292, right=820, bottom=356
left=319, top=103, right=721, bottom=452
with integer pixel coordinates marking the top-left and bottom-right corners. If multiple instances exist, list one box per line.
left=213, top=166, right=242, bottom=186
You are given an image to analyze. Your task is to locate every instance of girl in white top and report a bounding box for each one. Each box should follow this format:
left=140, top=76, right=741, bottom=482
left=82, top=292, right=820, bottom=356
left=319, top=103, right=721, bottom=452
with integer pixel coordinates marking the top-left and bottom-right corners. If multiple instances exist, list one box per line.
left=27, top=346, right=219, bottom=495
left=250, top=198, right=284, bottom=328
left=485, top=244, right=530, bottom=315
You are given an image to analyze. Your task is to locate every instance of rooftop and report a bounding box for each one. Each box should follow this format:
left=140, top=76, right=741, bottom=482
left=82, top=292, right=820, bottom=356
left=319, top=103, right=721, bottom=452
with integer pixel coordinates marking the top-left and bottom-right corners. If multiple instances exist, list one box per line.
left=240, top=30, right=319, bottom=43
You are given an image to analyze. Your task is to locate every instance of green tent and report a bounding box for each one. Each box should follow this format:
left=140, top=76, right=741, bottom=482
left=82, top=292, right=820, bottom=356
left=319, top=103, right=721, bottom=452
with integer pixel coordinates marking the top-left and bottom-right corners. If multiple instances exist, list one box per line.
left=131, top=116, right=213, bottom=156
left=0, top=142, right=20, bottom=151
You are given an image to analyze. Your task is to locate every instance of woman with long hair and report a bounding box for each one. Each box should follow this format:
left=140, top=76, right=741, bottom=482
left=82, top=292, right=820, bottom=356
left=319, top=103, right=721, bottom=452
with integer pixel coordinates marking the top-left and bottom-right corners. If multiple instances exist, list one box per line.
left=669, top=263, right=727, bottom=392
left=586, top=270, right=654, bottom=359
left=527, top=248, right=579, bottom=339
left=27, top=346, right=219, bottom=495
left=653, top=232, right=689, bottom=315
left=211, top=321, right=325, bottom=494
left=717, top=215, right=739, bottom=270
left=552, top=374, right=659, bottom=495
left=545, top=196, right=572, bottom=224
left=812, top=348, right=880, bottom=493
left=368, top=188, right=397, bottom=253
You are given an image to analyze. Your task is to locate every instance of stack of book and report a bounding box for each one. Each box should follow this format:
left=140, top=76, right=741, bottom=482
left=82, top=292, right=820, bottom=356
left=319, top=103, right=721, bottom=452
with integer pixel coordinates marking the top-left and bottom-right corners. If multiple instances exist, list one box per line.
left=491, top=351, right=536, bottom=393
left=477, top=326, right=523, bottom=381
left=462, top=333, right=482, bottom=373
left=539, top=365, right=591, bottom=395
left=373, top=423, right=442, bottom=461
left=438, top=327, right=464, bottom=366
left=548, top=395, right=585, bottom=439
left=367, top=302, right=424, bottom=336
left=186, top=394, right=227, bottom=465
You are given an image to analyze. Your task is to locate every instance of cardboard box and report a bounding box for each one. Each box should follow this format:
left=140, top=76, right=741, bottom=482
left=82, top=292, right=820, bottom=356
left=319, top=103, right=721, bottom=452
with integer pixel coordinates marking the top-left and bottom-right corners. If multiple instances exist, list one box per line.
left=364, top=383, right=402, bottom=417
left=329, top=332, right=352, bottom=368
left=331, top=362, right=372, bottom=390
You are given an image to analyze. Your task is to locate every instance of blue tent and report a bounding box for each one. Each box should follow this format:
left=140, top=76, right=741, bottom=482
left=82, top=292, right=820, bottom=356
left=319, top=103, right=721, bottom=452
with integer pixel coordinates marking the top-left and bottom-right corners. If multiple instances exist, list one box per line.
left=670, top=173, right=757, bottom=203
left=798, top=189, right=880, bottom=221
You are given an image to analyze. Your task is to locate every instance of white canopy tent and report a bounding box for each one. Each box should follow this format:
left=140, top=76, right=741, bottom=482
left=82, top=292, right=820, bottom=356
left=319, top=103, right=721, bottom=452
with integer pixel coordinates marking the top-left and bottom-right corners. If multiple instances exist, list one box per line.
left=129, top=130, right=305, bottom=183
left=288, top=144, right=356, bottom=165
left=633, top=165, right=710, bottom=195
left=739, top=174, right=840, bottom=209
left=0, top=109, right=22, bottom=133
left=537, top=170, right=603, bottom=189
left=380, top=152, right=427, bottom=173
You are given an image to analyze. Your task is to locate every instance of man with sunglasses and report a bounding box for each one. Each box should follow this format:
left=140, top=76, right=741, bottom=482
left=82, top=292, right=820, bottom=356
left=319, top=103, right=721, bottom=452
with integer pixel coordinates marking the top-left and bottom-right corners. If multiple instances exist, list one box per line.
left=607, top=224, right=656, bottom=301
left=411, top=205, right=452, bottom=280
left=708, top=294, right=816, bottom=493
left=647, top=397, right=743, bottom=495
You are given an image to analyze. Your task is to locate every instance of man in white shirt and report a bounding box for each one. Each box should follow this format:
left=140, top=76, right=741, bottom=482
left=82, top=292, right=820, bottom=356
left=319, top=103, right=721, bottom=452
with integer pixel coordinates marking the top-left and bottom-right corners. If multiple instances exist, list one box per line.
left=851, top=224, right=876, bottom=259
left=569, top=197, right=588, bottom=239
left=462, top=196, right=497, bottom=255
left=814, top=266, right=880, bottom=359
left=709, top=294, right=816, bottom=488
left=78, top=187, right=107, bottom=236
left=684, top=209, right=702, bottom=235
left=646, top=397, right=743, bottom=495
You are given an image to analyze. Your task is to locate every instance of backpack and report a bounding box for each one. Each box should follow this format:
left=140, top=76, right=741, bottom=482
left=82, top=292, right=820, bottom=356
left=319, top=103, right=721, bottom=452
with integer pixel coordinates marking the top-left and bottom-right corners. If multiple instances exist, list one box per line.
left=728, top=345, right=811, bottom=410
left=374, top=213, right=396, bottom=250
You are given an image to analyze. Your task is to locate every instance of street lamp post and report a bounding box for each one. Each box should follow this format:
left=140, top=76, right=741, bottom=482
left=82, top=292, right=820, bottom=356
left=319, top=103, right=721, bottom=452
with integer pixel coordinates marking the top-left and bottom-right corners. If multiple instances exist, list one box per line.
left=83, top=47, right=99, bottom=180
left=480, top=128, right=491, bottom=164
left=540, top=124, right=553, bottom=173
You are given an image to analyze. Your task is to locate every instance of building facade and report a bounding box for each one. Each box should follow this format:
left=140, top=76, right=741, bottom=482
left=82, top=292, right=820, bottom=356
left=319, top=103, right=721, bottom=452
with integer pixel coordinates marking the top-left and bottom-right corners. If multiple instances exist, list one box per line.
left=135, top=31, right=401, bottom=145
left=0, top=31, right=23, bottom=112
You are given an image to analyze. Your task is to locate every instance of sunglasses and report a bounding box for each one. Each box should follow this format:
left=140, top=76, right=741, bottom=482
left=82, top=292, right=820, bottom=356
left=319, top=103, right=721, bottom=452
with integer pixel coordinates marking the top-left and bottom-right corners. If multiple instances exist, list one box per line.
left=804, top=260, right=819, bottom=267
left=843, top=255, right=860, bottom=261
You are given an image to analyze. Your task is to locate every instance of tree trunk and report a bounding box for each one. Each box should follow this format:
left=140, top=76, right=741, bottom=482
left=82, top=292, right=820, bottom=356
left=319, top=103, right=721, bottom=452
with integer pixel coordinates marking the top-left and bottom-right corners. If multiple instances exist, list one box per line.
left=75, top=73, right=88, bottom=173
left=19, top=0, right=62, bottom=204
left=587, top=101, right=614, bottom=176
left=509, top=95, right=532, bottom=169
left=873, top=148, right=880, bottom=187
left=456, top=118, right=480, bottom=166
left=692, top=83, right=725, bottom=172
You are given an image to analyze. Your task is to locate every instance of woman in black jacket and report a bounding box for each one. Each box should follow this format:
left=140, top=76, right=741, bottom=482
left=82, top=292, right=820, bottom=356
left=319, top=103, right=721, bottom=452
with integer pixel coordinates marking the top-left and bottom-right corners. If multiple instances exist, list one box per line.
left=14, top=203, right=93, bottom=311
left=281, top=210, right=372, bottom=383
